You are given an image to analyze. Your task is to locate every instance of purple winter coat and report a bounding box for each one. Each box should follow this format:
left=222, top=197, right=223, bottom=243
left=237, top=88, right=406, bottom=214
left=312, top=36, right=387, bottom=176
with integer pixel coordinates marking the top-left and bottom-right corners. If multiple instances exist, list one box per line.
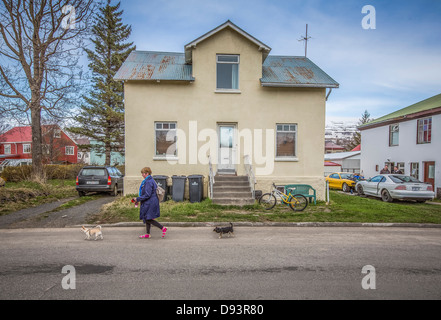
left=136, top=176, right=160, bottom=221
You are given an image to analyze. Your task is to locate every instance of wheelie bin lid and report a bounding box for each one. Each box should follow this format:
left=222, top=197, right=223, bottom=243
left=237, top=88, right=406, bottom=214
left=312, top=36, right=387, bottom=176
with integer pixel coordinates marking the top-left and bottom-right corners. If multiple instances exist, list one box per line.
left=187, top=174, right=204, bottom=179
left=153, top=175, right=168, bottom=179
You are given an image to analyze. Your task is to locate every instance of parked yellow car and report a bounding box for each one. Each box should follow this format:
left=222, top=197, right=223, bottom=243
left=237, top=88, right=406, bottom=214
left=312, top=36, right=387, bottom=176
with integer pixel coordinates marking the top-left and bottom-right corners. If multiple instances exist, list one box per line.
left=325, top=172, right=356, bottom=192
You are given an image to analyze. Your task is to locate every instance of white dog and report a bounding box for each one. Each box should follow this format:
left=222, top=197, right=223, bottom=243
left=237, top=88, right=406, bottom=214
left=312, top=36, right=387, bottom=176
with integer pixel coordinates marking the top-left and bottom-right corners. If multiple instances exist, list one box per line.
left=81, top=225, right=103, bottom=240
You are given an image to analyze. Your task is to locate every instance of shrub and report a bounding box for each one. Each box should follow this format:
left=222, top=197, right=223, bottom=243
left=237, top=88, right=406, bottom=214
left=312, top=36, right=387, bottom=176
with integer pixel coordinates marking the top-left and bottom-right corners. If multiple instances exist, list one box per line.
left=1, top=164, right=85, bottom=182
left=0, top=165, right=33, bottom=182
left=1, top=164, right=125, bottom=182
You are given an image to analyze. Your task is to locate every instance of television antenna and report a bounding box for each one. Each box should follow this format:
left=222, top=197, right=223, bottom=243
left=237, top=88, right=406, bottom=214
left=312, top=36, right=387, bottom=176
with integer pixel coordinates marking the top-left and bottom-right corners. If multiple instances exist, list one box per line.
left=298, top=24, right=312, bottom=57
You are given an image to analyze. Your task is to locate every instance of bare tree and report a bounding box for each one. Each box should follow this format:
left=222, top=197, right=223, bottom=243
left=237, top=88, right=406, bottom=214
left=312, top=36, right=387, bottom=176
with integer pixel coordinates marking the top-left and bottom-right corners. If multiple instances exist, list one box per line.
left=0, top=0, right=94, bottom=180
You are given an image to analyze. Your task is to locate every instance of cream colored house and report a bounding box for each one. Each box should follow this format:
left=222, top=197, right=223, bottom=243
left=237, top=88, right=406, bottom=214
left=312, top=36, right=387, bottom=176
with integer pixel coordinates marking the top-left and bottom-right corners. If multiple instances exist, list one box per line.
left=115, top=21, right=338, bottom=202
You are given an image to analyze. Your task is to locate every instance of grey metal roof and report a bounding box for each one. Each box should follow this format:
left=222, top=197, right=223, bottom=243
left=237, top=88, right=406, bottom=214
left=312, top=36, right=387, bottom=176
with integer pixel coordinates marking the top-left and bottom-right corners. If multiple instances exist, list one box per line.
left=113, top=51, right=194, bottom=81
left=261, top=56, right=339, bottom=88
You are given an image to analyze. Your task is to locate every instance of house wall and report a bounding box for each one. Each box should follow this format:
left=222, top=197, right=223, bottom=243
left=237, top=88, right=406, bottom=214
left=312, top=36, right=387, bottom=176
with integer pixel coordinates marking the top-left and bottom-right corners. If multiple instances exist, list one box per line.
left=89, top=140, right=124, bottom=166
left=0, top=126, right=78, bottom=164
left=361, top=114, right=440, bottom=194
left=124, top=28, right=327, bottom=199
left=0, top=143, right=32, bottom=160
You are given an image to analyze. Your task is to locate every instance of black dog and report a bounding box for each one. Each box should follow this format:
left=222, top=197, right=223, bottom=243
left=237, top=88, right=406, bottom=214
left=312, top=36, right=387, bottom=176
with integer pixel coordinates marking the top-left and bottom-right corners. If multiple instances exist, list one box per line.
left=213, top=222, right=234, bottom=238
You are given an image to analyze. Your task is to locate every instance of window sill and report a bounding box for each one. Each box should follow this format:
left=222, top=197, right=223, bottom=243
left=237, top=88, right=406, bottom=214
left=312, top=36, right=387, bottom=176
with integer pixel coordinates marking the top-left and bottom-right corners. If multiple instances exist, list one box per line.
left=153, top=156, right=179, bottom=161
left=215, top=89, right=241, bottom=94
left=275, top=157, right=299, bottom=162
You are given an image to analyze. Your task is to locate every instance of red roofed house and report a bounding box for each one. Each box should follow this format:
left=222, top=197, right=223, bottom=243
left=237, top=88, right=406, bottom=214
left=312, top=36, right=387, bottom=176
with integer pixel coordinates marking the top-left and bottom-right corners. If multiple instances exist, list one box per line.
left=325, top=141, right=345, bottom=153
left=351, top=144, right=361, bottom=151
left=0, top=125, right=78, bottom=165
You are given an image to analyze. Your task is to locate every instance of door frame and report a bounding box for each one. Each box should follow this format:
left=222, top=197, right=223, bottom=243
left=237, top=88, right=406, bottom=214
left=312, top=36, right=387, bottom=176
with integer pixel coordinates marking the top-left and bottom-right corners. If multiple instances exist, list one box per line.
left=423, top=161, right=435, bottom=190
left=217, top=123, right=237, bottom=175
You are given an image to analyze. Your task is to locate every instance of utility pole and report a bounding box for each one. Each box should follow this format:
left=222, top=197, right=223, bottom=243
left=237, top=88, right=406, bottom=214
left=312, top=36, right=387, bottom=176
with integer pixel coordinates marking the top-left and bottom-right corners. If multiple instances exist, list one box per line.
left=298, top=24, right=311, bottom=57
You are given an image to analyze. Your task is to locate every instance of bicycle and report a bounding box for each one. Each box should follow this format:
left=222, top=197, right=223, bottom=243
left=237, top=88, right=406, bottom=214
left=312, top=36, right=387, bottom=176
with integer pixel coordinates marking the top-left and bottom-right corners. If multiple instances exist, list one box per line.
left=259, top=183, right=308, bottom=212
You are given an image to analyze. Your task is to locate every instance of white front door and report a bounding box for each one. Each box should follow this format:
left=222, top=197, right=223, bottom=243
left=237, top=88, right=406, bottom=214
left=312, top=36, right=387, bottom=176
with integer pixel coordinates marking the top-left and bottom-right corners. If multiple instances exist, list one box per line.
left=218, top=124, right=236, bottom=174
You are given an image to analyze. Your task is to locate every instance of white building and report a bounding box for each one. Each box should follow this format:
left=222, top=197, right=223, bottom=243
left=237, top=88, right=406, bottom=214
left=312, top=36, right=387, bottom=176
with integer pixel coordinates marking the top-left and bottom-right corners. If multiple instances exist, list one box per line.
left=359, top=93, right=441, bottom=198
left=324, top=150, right=361, bottom=174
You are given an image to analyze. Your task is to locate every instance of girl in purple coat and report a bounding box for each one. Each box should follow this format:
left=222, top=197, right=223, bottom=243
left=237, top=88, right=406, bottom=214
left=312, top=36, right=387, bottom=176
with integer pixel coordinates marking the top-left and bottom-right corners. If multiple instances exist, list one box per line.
left=133, top=167, right=167, bottom=239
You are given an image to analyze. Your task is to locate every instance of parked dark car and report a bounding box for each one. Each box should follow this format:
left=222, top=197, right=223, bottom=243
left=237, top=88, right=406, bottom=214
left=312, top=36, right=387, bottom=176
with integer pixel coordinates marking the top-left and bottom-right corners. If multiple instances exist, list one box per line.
left=76, top=166, right=124, bottom=197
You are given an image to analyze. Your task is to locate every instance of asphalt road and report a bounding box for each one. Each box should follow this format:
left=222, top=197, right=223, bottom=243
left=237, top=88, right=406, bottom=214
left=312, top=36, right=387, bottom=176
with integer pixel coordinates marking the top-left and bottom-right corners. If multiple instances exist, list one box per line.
left=0, top=226, right=440, bottom=301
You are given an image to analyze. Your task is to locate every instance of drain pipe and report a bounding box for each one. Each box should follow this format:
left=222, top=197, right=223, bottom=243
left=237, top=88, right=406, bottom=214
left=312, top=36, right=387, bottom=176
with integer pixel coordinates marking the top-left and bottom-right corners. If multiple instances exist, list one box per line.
left=326, top=88, right=333, bottom=101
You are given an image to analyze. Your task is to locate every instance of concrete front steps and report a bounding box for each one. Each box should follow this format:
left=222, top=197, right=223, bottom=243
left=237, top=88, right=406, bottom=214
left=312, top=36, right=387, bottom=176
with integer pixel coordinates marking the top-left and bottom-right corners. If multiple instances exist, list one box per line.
left=211, top=175, right=256, bottom=206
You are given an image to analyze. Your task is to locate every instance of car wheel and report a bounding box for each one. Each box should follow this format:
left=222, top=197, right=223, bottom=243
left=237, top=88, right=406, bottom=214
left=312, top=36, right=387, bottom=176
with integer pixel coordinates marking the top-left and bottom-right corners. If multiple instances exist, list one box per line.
left=111, top=184, right=118, bottom=196
left=356, top=184, right=364, bottom=196
left=381, top=189, right=393, bottom=202
left=78, top=191, right=86, bottom=197
left=342, top=183, right=349, bottom=192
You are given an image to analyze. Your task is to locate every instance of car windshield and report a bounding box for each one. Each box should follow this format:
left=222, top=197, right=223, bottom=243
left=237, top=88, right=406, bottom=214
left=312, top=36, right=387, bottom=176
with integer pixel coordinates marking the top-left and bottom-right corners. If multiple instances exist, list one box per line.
left=80, top=168, right=106, bottom=176
left=389, top=175, right=422, bottom=183
left=340, top=173, right=354, bottom=179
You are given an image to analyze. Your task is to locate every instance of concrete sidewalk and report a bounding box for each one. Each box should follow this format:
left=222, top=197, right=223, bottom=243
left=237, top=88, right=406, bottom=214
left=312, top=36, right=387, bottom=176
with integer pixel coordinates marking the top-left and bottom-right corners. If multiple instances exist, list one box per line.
left=77, top=220, right=441, bottom=229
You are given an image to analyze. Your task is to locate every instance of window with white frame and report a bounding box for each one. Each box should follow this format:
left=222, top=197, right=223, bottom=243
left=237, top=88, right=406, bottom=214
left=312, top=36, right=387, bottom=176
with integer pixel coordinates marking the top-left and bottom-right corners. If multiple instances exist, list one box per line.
left=276, top=124, right=297, bottom=158
left=396, top=162, right=405, bottom=174
left=410, top=162, right=419, bottom=179
left=417, top=117, right=431, bottom=144
left=4, top=144, right=11, bottom=154
left=23, top=144, right=31, bottom=153
left=389, top=124, right=399, bottom=146
left=216, top=54, right=239, bottom=90
left=65, top=146, right=74, bottom=155
left=155, top=122, right=177, bottom=157
left=54, top=129, right=61, bottom=138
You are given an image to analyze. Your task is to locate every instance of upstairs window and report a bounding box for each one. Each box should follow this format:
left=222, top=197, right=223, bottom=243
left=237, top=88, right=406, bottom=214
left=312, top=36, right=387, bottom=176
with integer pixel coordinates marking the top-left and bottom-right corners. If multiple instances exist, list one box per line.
left=417, top=117, right=431, bottom=144
left=216, top=55, right=239, bottom=90
left=389, top=124, right=399, bottom=146
left=65, top=146, right=74, bottom=155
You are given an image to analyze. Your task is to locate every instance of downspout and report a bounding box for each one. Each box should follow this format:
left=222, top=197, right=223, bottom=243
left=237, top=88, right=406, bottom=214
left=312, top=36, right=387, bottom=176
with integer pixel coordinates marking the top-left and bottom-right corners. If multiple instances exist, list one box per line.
left=326, top=88, right=333, bottom=101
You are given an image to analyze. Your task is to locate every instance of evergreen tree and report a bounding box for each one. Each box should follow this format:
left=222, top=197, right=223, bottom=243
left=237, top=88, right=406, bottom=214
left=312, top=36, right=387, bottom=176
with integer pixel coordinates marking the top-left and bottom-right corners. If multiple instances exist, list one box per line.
left=346, top=110, right=372, bottom=151
left=69, top=0, right=135, bottom=165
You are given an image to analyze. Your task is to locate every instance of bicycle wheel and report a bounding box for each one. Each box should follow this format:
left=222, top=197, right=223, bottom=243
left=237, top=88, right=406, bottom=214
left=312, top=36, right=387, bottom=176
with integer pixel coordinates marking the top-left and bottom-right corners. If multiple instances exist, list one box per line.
left=259, top=193, right=277, bottom=210
left=288, top=194, right=308, bottom=212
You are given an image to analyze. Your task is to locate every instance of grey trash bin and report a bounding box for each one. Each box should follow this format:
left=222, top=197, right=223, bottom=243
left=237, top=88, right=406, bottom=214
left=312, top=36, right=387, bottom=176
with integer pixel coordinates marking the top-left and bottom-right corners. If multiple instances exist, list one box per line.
left=188, top=175, right=204, bottom=203
left=171, top=175, right=187, bottom=202
left=152, top=175, right=168, bottom=202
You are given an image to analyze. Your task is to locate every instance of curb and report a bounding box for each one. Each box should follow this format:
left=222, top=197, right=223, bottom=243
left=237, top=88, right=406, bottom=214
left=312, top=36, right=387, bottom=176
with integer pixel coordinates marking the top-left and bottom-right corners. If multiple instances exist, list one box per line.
left=75, top=221, right=441, bottom=229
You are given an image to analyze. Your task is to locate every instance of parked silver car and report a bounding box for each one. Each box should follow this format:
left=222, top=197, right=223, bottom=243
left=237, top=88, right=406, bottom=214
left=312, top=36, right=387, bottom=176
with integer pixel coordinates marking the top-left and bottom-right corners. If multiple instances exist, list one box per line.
left=355, top=174, right=434, bottom=203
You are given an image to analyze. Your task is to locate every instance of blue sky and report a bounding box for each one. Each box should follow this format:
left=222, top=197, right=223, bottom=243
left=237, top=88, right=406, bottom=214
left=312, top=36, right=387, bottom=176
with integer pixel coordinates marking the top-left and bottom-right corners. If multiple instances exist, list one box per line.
left=116, top=0, right=441, bottom=124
